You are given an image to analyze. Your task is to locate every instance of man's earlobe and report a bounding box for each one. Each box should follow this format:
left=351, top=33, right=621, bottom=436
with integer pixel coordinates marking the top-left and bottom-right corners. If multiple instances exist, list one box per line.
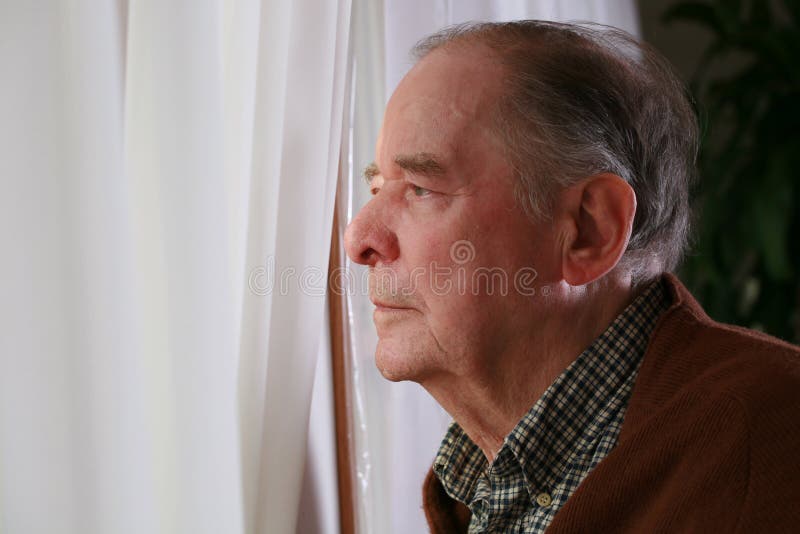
left=561, top=174, right=636, bottom=286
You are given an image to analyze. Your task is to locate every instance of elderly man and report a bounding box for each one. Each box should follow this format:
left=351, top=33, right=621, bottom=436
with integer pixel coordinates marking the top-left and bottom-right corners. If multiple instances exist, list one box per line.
left=343, top=21, right=800, bottom=533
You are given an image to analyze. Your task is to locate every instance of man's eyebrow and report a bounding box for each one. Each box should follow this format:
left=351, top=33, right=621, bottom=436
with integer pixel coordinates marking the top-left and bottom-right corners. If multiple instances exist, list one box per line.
left=363, top=162, right=380, bottom=184
left=362, top=153, right=446, bottom=185
left=394, top=152, right=446, bottom=177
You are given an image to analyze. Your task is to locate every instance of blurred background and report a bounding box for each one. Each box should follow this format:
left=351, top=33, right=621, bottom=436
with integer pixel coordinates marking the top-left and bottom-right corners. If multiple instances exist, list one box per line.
left=640, top=0, right=800, bottom=344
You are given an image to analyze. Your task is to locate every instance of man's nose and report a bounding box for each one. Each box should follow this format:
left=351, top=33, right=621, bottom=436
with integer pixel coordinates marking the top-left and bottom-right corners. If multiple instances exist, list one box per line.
left=343, top=199, right=399, bottom=267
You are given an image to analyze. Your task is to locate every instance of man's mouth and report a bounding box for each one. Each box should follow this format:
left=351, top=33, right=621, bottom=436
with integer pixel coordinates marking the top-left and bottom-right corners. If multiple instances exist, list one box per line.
left=370, top=298, right=414, bottom=312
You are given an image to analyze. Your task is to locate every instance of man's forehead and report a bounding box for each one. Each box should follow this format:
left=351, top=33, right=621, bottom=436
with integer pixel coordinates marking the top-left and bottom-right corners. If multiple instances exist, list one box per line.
left=373, top=48, right=503, bottom=179
left=394, top=52, right=497, bottom=118
left=379, top=105, right=458, bottom=156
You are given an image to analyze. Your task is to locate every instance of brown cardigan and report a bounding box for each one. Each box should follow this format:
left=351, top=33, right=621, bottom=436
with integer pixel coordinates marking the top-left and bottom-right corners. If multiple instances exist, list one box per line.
left=423, top=273, right=800, bottom=533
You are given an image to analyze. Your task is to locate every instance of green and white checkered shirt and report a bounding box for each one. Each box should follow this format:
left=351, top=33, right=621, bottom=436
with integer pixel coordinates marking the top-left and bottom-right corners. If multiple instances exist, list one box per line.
left=432, top=279, right=670, bottom=533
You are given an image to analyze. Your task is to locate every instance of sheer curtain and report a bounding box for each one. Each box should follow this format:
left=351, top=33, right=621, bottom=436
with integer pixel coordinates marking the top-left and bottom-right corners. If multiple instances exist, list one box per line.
left=344, top=1, right=640, bottom=533
left=0, top=1, right=350, bottom=533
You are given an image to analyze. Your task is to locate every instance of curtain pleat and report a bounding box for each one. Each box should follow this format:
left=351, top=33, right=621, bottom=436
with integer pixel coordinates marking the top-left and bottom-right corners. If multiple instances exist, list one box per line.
left=0, top=1, right=351, bottom=533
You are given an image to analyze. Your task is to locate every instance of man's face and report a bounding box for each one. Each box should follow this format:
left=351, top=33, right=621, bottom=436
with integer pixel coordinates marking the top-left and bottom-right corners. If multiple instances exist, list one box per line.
left=344, top=47, right=560, bottom=383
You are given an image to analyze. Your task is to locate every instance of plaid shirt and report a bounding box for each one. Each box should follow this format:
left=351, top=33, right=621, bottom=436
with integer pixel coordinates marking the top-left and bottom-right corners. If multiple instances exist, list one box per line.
left=432, top=279, right=669, bottom=533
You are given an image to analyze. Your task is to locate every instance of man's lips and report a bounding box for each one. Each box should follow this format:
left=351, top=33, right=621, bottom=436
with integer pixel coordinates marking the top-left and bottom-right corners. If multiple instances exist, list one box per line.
left=370, top=299, right=414, bottom=311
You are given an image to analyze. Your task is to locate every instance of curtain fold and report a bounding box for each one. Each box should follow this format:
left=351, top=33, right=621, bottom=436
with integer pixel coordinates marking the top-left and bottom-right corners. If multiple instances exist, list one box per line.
left=240, top=0, right=352, bottom=531
left=0, top=1, right=350, bottom=533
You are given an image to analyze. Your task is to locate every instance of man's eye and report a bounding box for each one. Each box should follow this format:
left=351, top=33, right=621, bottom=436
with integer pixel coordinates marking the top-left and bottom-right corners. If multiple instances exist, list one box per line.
left=412, top=185, right=432, bottom=197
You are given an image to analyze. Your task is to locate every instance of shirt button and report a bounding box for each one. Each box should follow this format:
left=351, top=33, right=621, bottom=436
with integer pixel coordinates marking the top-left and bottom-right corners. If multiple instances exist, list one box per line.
left=536, top=492, right=553, bottom=507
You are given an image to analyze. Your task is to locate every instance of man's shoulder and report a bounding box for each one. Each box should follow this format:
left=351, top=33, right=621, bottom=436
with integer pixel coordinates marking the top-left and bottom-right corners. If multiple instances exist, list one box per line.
left=625, top=273, right=800, bottom=439
left=650, top=273, right=800, bottom=393
left=662, top=289, right=800, bottom=402
left=548, top=310, right=800, bottom=534
left=652, top=309, right=800, bottom=531
left=684, top=311, right=799, bottom=379
left=600, top=288, right=800, bottom=531
left=677, top=316, right=800, bottom=445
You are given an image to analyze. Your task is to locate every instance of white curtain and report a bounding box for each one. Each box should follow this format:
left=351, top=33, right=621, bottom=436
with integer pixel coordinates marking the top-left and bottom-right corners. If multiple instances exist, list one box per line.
left=345, top=2, right=640, bottom=533
left=0, top=1, right=350, bottom=533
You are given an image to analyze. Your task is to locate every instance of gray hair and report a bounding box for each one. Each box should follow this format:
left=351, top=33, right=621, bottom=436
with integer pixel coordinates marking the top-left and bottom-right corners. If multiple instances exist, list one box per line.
left=412, top=21, right=699, bottom=280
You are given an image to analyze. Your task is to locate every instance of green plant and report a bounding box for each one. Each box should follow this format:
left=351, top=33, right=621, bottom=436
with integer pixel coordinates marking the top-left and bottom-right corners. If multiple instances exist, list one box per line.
left=664, top=0, right=800, bottom=342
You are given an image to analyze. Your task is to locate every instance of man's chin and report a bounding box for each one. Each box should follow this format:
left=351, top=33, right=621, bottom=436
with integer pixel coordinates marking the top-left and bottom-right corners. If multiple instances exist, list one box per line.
left=374, top=340, right=430, bottom=383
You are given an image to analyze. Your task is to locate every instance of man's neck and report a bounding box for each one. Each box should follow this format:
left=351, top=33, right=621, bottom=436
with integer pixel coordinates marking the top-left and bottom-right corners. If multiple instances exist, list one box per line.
left=420, top=276, right=639, bottom=463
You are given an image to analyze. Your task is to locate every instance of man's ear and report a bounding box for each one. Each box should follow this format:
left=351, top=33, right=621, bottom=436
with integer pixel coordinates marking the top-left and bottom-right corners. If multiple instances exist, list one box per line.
left=557, top=173, right=636, bottom=286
